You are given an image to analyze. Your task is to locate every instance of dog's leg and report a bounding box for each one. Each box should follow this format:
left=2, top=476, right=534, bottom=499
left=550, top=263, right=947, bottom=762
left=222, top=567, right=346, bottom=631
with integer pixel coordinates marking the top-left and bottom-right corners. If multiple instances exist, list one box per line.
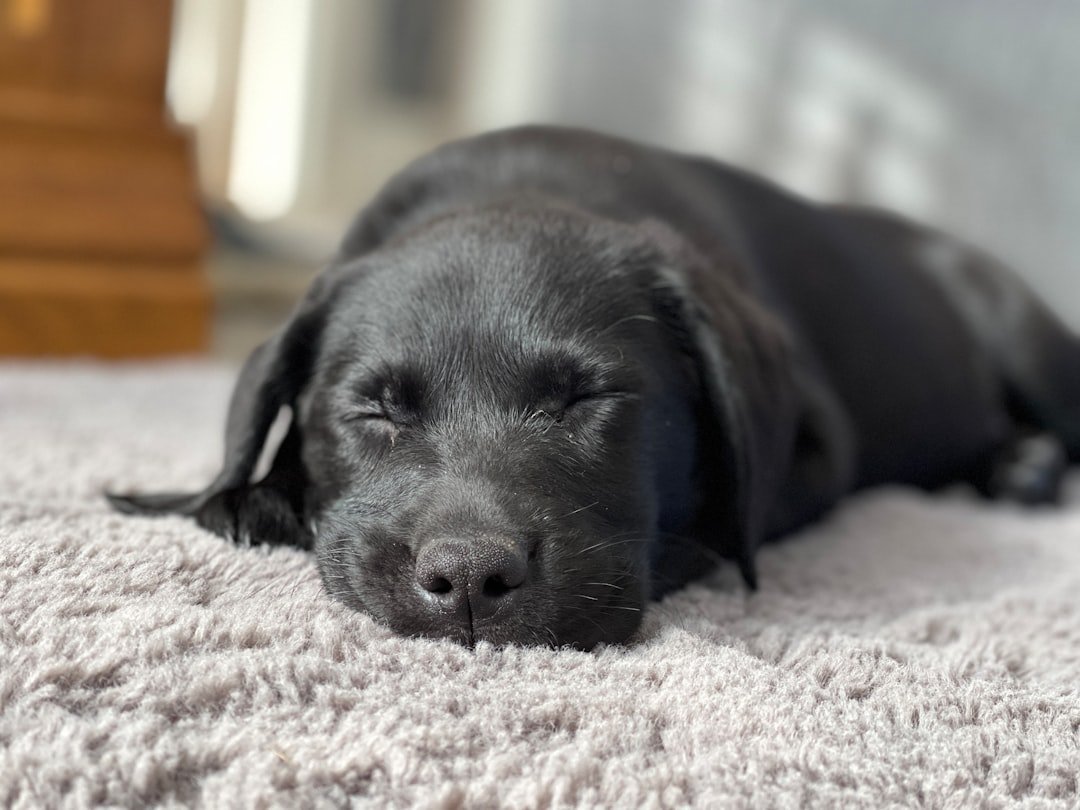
left=912, top=235, right=1080, bottom=464
left=980, top=431, right=1069, bottom=505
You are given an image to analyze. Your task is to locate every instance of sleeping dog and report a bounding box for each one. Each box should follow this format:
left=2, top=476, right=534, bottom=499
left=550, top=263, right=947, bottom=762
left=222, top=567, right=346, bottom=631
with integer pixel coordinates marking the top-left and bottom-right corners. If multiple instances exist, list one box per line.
left=109, top=126, right=1080, bottom=650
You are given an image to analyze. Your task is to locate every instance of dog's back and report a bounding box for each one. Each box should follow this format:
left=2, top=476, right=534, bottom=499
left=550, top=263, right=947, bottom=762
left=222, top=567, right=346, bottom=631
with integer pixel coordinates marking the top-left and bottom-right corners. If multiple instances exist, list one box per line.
left=342, top=125, right=1080, bottom=503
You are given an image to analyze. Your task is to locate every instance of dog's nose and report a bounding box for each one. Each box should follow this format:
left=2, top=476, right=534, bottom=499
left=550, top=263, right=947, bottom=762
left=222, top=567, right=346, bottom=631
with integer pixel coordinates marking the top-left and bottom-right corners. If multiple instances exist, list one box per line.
left=415, top=538, right=527, bottom=623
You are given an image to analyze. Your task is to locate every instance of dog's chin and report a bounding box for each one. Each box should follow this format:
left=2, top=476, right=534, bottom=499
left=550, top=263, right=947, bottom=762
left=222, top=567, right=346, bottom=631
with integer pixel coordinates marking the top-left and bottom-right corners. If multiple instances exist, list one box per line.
left=405, top=617, right=642, bottom=651
left=358, top=593, right=645, bottom=651
left=547, top=611, right=644, bottom=651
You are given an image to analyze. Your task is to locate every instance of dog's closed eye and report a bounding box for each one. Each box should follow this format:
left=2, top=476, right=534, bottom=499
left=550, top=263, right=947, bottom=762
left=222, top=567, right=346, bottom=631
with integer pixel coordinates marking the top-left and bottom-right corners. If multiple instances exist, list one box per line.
left=533, top=391, right=634, bottom=424
left=344, top=400, right=395, bottom=423
left=343, top=395, right=418, bottom=432
left=340, top=371, right=426, bottom=427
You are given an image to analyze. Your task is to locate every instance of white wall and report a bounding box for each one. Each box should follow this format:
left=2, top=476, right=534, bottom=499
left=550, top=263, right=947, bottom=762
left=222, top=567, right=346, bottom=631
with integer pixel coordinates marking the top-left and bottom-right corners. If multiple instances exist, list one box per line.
left=169, top=0, right=1080, bottom=327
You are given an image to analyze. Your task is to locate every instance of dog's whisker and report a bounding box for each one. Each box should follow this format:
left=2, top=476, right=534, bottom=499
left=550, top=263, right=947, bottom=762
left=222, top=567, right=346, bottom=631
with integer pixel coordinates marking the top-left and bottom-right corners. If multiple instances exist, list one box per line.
left=557, top=500, right=600, bottom=520
left=574, top=536, right=647, bottom=553
left=544, top=625, right=558, bottom=647
left=571, top=537, right=652, bottom=556
left=595, top=313, right=660, bottom=338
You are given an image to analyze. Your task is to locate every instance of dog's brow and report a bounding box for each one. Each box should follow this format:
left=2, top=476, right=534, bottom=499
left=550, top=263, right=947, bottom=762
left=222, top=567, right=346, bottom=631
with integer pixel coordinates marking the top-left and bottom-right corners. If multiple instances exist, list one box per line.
left=528, top=350, right=631, bottom=392
left=344, top=364, right=426, bottom=409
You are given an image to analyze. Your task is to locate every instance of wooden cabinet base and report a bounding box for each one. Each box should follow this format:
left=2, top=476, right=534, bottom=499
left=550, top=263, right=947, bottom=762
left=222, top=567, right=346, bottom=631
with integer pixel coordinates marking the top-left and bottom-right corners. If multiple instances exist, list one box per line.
left=0, top=259, right=211, bottom=357
left=1, top=0, right=210, bottom=358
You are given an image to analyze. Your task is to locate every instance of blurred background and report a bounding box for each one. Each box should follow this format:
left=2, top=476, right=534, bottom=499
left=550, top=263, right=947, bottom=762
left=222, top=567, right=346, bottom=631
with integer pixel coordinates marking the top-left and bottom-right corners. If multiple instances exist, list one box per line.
left=2, top=0, right=1077, bottom=361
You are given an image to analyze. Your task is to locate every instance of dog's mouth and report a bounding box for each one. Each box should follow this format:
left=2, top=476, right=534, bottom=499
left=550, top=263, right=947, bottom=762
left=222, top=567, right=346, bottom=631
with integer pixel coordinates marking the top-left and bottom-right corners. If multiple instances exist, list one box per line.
left=316, top=521, right=648, bottom=649
left=396, top=581, right=646, bottom=650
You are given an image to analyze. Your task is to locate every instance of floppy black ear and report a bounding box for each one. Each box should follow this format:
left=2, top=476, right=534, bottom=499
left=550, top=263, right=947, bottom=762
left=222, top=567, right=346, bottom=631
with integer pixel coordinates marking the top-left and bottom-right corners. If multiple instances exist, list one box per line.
left=646, top=231, right=801, bottom=589
left=107, top=270, right=340, bottom=545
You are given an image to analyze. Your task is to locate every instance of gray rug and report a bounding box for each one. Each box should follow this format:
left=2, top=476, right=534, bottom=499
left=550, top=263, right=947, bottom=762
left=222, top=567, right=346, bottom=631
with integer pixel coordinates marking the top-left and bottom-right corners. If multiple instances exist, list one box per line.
left=2, top=362, right=1079, bottom=808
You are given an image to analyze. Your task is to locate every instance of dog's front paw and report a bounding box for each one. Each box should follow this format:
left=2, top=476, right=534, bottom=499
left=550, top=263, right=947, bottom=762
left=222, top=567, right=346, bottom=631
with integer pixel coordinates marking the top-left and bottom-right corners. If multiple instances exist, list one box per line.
left=194, top=486, right=311, bottom=549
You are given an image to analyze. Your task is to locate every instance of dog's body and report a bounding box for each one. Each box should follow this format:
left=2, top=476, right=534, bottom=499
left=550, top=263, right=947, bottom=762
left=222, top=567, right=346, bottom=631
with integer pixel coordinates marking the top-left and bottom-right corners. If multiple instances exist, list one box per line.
left=111, top=126, right=1080, bottom=649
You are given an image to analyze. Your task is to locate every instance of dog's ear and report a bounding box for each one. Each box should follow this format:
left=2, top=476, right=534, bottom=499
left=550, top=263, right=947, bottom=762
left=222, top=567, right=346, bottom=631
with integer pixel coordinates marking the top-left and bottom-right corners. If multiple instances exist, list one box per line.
left=646, top=229, right=800, bottom=589
left=107, top=270, right=341, bottom=543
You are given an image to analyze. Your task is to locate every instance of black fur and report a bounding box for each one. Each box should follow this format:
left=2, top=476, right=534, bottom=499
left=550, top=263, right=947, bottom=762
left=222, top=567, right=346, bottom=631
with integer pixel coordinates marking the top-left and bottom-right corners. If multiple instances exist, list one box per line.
left=109, top=126, right=1080, bottom=649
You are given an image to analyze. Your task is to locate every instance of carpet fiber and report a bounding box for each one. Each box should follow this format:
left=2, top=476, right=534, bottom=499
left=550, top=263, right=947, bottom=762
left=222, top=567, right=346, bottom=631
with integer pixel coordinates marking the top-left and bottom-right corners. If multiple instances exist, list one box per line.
left=2, top=363, right=1079, bottom=808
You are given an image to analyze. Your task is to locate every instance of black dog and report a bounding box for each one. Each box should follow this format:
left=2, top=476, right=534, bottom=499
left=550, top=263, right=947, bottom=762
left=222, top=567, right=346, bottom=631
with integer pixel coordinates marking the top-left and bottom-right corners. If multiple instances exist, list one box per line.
left=109, top=126, right=1080, bottom=649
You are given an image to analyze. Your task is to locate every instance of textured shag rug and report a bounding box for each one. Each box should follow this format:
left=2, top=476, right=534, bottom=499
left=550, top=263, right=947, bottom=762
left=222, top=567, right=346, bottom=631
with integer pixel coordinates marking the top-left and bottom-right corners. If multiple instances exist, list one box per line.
left=2, top=362, right=1080, bottom=808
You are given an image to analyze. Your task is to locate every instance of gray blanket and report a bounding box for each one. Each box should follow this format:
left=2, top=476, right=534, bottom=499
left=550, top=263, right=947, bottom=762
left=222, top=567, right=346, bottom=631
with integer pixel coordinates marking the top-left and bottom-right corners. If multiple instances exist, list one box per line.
left=2, top=363, right=1078, bottom=808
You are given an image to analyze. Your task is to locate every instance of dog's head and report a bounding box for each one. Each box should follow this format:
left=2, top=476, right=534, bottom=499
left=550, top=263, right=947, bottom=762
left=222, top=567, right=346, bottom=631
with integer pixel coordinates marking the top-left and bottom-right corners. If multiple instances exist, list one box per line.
left=110, top=204, right=797, bottom=649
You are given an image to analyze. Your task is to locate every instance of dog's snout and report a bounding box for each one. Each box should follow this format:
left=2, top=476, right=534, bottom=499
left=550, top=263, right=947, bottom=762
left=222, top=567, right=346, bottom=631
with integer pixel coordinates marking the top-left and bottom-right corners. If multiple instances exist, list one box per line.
left=415, top=538, right=527, bottom=625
